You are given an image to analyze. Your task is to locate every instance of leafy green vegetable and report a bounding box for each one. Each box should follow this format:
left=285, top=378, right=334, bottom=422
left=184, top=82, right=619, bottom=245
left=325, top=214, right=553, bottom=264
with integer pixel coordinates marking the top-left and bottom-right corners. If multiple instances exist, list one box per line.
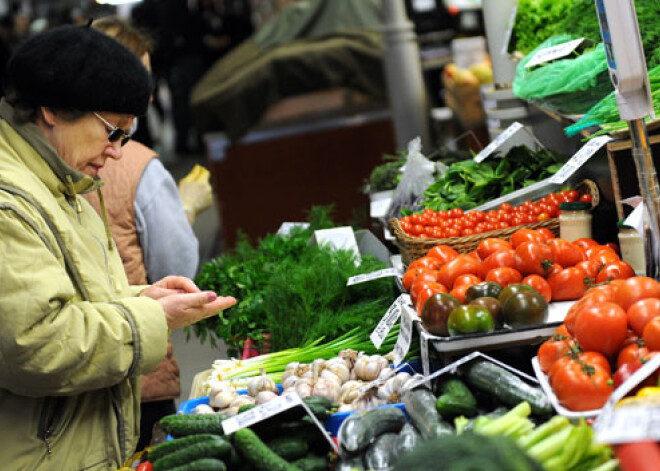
left=368, top=152, right=406, bottom=193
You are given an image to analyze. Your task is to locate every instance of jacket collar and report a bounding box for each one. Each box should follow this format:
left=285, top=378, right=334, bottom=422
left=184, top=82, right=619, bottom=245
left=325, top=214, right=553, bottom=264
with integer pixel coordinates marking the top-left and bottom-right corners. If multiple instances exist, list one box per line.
left=0, top=98, right=101, bottom=196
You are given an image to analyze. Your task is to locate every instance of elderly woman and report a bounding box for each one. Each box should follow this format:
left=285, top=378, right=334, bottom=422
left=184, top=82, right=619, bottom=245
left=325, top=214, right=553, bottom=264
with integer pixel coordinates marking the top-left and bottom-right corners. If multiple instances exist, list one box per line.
left=0, top=25, right=236, bottom=470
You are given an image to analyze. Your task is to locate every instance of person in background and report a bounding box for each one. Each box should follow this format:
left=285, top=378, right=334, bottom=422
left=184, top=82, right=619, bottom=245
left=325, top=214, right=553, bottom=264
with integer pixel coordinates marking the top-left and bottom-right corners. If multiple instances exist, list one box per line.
left=0, top=25, right=236, bottom=469
left=87, top=16, right=214, bottom=451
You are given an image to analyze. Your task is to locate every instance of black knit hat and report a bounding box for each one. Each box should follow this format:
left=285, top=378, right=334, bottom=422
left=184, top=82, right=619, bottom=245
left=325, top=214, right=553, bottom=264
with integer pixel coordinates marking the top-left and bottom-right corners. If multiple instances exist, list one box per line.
left=4, top=24, right=152, bottom=116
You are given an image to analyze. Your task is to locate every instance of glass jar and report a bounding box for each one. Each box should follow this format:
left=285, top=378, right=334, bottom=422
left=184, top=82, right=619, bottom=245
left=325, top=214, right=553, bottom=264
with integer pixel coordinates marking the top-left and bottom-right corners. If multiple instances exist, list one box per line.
left=618, top=222, right=646, bottom=276
left=559, top=202, right=592, bottom=241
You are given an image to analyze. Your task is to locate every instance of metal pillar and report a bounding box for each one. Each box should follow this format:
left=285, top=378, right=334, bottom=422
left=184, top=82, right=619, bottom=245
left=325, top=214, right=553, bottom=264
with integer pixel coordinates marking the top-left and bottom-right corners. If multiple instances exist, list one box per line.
left=381, top=0, right=431, bottom=150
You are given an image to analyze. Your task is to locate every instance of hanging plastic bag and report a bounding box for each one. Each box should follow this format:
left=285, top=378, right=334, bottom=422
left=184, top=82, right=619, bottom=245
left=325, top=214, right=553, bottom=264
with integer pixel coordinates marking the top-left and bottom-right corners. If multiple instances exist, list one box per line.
left=386, top=138, right=443, bottom=220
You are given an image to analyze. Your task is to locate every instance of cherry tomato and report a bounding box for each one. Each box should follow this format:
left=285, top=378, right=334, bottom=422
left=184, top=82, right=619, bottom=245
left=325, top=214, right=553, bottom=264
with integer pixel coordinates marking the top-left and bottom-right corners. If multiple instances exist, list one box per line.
left=550, top=358, right=613, bottom=411
left=579, top=194, right=593, bottom=204
left=596, top=260, right=635, bottom=284
left=643, top=316, right=660, bottom=351
left=476, top=238, right=512, bottom=261
left=521, top=275, right=552, bottom=303
left=510, top=228, right=545, bottom=248
left=479, top=250, right=517, bottom=279
left=485, top=267, right=523, bottom=288
left=628, top=298, right=660, bottom=337
left=514, top=241, right=555, bottom=276
left=574, top=302, right=628, bottom=357
left=547, top=267, right=588, bottom=301
left=538, top=333, right=577, bottom=374
left=436, top=255, right=482, bottom=290
left=614, top=277, right=660, bottom=311
left=546, top=238, right=585, bottom=268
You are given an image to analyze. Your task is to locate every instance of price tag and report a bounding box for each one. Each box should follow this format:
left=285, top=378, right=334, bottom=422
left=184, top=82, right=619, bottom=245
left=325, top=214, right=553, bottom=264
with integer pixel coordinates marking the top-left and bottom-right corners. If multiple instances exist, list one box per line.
left=392, top=304, right=414, bottom=366
left=473, top=122, right=524, bottom=163
left=276, top=222, right=310, bottom=236
left=370, top=296, right=405, bottom=349
left=370, top=197, right=392, bottom=219
left=222, top=392, right=302, bottom=434
left=549, top=135, right=612, bottom=184
left=525, top=38, right=585, bottom=68
left=501, top=4, right=518, bottom=55
left=347, top=268, right=400, bottom=286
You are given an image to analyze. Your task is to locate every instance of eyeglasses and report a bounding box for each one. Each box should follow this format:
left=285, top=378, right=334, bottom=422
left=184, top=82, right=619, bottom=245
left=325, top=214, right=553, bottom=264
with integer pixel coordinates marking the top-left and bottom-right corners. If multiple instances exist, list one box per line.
left=93, top=112, right=133, bottom=147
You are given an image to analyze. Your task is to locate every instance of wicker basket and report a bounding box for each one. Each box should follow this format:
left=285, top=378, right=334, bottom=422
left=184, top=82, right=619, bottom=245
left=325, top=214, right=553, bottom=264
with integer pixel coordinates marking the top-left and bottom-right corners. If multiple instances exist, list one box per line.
left=391, top=179, right=599, bottom=266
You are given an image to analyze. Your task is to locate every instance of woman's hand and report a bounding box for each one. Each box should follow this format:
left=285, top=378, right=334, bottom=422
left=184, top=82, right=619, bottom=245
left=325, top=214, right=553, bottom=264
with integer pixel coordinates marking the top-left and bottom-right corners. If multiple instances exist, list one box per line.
left=141, top=275, right=201, bottom=300
left=157, top=292, right=237, bottom=330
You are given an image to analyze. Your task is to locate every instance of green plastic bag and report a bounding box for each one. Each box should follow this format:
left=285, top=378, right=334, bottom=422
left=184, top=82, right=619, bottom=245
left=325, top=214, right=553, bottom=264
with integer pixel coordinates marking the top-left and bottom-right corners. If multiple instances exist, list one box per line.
left=513, top=35, right=613, bottom=115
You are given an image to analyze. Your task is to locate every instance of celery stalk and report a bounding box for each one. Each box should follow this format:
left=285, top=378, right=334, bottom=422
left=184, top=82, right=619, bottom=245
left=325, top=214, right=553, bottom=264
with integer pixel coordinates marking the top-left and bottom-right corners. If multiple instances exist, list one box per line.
left=517, top=415, right=569, bottom=450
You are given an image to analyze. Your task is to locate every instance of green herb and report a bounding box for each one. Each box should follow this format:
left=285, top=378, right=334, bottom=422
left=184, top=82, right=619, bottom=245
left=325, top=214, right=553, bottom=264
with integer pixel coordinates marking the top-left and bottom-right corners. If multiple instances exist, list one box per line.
left=368, top=151, right=406, bottom=192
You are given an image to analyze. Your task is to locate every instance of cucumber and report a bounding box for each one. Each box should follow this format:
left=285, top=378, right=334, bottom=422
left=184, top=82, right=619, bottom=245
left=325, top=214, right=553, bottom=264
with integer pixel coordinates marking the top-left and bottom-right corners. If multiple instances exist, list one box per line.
left=148, top=433, right=220, bottom=461
left=394, top=423, right=420, bottom=456
left=238, top=404, right=258, bottom=414
left=159, top=413, right=229, bottom=436
left=152, top=438, right=232, bottom=471
left=303, top=396, right=333, bottom=409
left=463, top=360, right=553, bottom=416
left=364, top=433, right=398, bottom=470
left=266, top=437, right=309, bottom=461
left=304, top=402, right=332, bottom=421
left=233, top=428, right=302, bottom=471
left=292, top=455, right=329, bottom=471
left=336, top=456, right=365, bottom=471
left=166, top=458, right=227, bottom=471
left=403, top=388, right=453, bottom=440
left=435, top=377, right=477, bottom=419
left=338, top=407, right=407, bottom=455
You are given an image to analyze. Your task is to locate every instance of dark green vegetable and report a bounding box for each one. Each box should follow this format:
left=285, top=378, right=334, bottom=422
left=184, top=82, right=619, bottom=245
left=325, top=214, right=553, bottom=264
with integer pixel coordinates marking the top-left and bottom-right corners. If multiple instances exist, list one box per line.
left=238, top=404, right=258, bottom=414
left=447, top=305, right=494, bottom=336
left=502, top=291, right=549, bottom=328
left=364, top=433, right=399, bottom=470
left=338, top=407, right=407, bottom=455
left=392, top=432, right=544, bottom=471
left=266, top=437, right=309, bottom=461
left=148, top=433, right=221, bottom=461
left=464, top=282, right=503, bottom=303
left=152, top=438, right=231, bottom=471
left=395, top=423, right=421, bottom=456
left=233, top=428, right=301, bottom=471
left=463, top=360, right=553, bottom=416
left=403, top=388, right=453, bottom=440
left=420, top=293, right=462, bottom=337
left=159, top=413, right=229, bottom=436
left=291, top=455, right=330, bottom=471
left=166, top=458, right=227, bottom=471
left=435, top=377, right=478, bottom=419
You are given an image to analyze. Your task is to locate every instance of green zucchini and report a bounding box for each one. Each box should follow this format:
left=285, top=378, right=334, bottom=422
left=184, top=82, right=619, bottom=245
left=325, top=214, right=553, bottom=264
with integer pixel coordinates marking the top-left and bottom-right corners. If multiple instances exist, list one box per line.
left=166, top=458, right=227, bottom=471
left=148, top=433, right=220, bottom=461
left=292, top=454, right=329, bottom=471
left=266, top=437, right=309, bottom=461
left=159, top=413, right=229, bottom=436
left=233, top=428, right=302, bottom=471
left=152, top=438, right=232, bottom=471
left=435, top=377, right=477, bottom=419
left=403, top=388, right=453, bottom=440
left=338, top=407, right=407, bottom=455
left=364, top=432, right=398, bottom=470
left=463, top=360, right=552, bottom=416
left=394, top=423, right=421, bottom=456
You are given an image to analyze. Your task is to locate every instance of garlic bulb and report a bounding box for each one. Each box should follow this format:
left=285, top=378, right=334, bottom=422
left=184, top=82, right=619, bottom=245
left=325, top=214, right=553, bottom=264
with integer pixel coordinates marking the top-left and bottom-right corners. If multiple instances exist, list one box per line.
left=207, top=379, right=234, bottom=398
left=193, top=404, right=215, bottom=414
left=320, top=370, right=343, bottom=390
left=312, top=358, right=327, bottom=371
left=247, top=369, right=278, bottom=398
left=312, top=377, right=341, bottom=403
left=294, top=379, right=313, bottom=398
left=324, top=360, right=350, bottom=384
left=224, top=407, right=240, bottom=416
left=377, top=372, right=412, bottom=403
left=230, top=395, right=255, bottom=409
left=340, top=380, right=363, bottom=404
left=339, top=349, right=358, bottom=370
left=353, top=354, right=389, bottom=381
left=210, top=389, right=239, bottom=409
left=255, top=390, right=278, bottom=404
left=282, top=374, right=301, bottom=390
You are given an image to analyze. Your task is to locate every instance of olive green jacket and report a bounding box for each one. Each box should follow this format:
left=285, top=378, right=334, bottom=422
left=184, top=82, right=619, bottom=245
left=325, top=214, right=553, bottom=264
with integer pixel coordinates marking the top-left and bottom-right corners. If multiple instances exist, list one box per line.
left=0, top=99, right=168, bottom=470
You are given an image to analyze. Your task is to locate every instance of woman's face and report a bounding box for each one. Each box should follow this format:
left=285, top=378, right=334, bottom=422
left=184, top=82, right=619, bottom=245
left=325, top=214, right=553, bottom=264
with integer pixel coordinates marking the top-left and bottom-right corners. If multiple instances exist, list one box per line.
left=42, top=110, right=135, bottom=177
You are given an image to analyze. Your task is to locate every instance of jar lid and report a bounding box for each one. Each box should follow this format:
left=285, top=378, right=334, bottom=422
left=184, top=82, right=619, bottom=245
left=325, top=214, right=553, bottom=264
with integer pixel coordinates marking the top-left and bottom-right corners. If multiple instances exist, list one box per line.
left=559, top=201, right=592, bottom=211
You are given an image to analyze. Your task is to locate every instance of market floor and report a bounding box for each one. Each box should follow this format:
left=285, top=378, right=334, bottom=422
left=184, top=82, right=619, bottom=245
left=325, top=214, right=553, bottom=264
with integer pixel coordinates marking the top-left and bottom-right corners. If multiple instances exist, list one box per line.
left=151, top=104, right=229, bottom=405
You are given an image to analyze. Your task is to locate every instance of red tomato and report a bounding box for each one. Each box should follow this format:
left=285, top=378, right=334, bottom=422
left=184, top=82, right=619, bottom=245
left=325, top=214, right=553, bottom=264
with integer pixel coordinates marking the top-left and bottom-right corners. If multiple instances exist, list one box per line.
left=409, top=256, right=443, bottom=271
left=402, top=265, right=434, bottom=291
left=573, top=238, right=599, bottom=251
left=555, top=324, right=571, bottom=337
left=510, top=229, right=545, bottom=248
left=548, top=267, right=588, bottom=301
left=465, top=251, right=481, bottom=261
left=514, top=241, right=555, bottom=276
left=436, top=255, right=482, bottom=290
left=485, top=267, right=523, bottom=288
left=614, top=277, right=660, bottom=311
left=546, top=239, right=585, bottom=268
left=579, top=351, right=613, bottom=375
left=537, top=227, right=556, bottom=242
left=550, top=358, right=613, bottom=411
left=579, top=194, right=593, bottom=204
left=596, top=260, right=635, bottom=284
left=538, top=333, right=577, bottom=374
left=574, top=302, right=628, bottom=357
left=410, top=274, right=443, bottom=303
left=643, top=316, right=660, bottom=351
left=415, top=282, right=449, bottom=315
left=628, top=298, right=660, bottom=337
left=564, top=284, right=617, bottom=335
left=449, top=284, right=470, bottom=303
left=479, top=250, right=516, bottom=279
left=476, top=238, right=512, bottom=261
left=588, top=247, right=621, bottom=266
left=605, top=242, right=620, bottom=255
left=617, top=339, right=649, bottom=369
left=427, top=245, right=459, bottom=264
left=452, top=274, right=481, bottom=289
left=546, top=263, right=563, bottom=277
left=521, top=275, right=552, bottom=303
left=575, top=260, right=603, bottom=282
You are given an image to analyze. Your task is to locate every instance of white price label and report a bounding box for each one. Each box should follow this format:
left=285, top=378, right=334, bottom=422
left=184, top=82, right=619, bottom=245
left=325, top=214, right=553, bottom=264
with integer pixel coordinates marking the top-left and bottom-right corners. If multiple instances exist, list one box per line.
left=473, top=122, right=524, bottom=163
left=525, top=38, right=585, bottom=68
left=550, top=135, right=612, bottom=184
left=501, top=4, right=518, bottom=55
left=370, top=197, right=392, bottom=219
left=393, top=305, right=414, bottom=366
left=276, top=222, right=310, bottom=236
left=370, top=296, right=405, bottom=349
left=347, top=268, right=400, bottom=286
left=221, top=392, right=302, bottom=434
